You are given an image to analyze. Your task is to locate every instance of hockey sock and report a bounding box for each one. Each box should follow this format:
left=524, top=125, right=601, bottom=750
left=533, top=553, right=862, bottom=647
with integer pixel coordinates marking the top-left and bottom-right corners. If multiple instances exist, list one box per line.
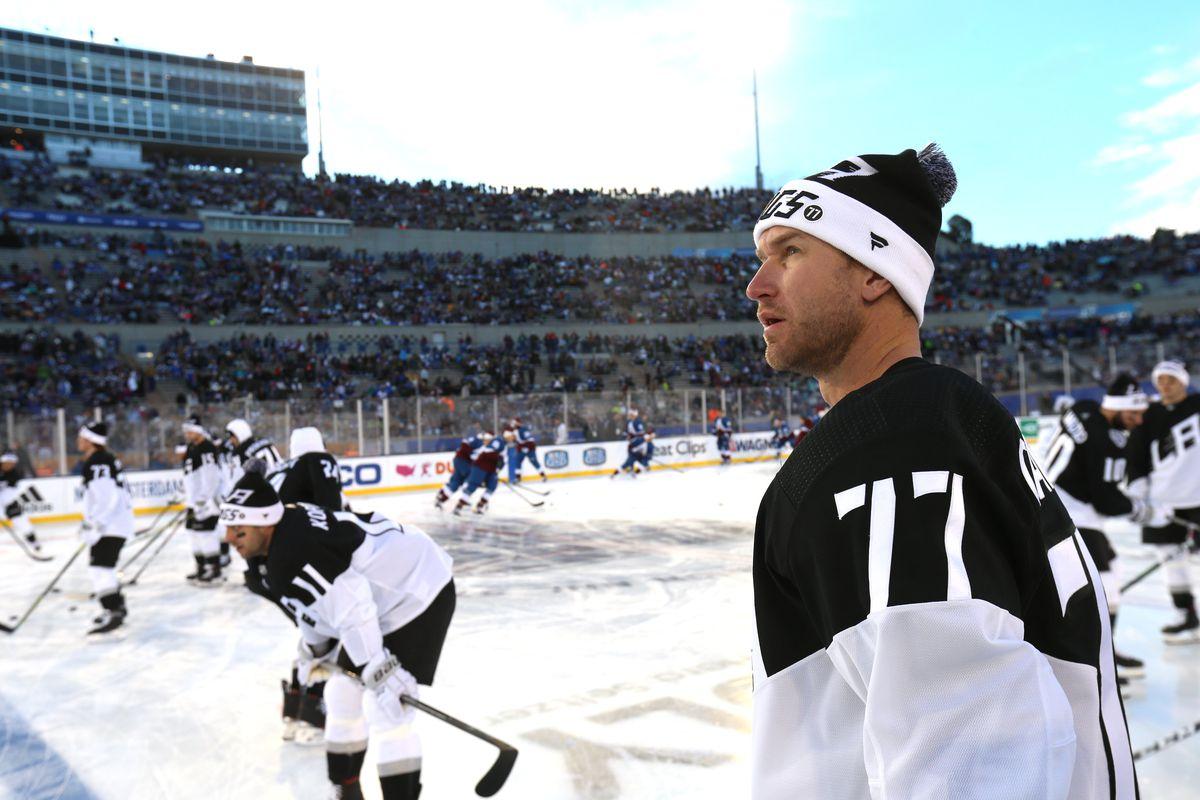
left=328, top=750, right=366, bottom=785
left=282, top=679, right=301, bottom=720
left=379, top=770, right=421, bottom=800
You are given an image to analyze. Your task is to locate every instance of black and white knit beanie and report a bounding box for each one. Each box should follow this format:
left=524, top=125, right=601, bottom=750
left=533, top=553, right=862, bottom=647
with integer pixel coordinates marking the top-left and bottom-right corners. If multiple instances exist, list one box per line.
left=182, top=414, right=207, bottom=437
left=220, top=472, right=284, bottom=526
left=1102, top=374, right=1149, bottom=412
left=79, top=421, right=108, bottom=446
left=752, top=143, right=957, bottom=324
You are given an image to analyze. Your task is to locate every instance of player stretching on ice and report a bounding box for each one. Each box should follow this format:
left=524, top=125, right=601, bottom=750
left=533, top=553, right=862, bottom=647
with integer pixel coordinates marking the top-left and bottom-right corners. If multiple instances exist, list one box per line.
left=435, top=430, right=483, bottom=510
left=1, top=451, right=44, bottom=557
left=508, top=417, right=547, bottom=483
left=712, top=411, right=734, bottom=465
left=1042, top=375, right=1164, bottom=682
left=77, top=422, right=133, bottom=636
left=222, top=472, right=455, bottom=800
left=747, top=144, right=1136, bottom=798
left=452, top=431, right=505, bottom=516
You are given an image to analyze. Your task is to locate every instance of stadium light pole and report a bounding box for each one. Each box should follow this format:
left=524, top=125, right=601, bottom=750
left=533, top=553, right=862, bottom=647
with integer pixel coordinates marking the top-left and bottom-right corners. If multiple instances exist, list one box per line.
left=316, top=65, right=328, bottom=178
left=753, top=70, right=764, bottom=191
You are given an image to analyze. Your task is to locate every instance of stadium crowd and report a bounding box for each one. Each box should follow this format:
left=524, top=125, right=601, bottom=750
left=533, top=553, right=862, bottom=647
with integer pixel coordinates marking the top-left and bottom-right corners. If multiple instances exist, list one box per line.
left=1, top=153, right=772, bottom=233
left=5, top=226, right=1199, bottom=326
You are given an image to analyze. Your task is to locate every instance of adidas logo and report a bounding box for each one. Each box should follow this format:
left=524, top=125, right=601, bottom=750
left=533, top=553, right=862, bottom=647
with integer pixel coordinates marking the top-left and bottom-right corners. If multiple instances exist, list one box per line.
left=870, top=232, right=889, bottom=251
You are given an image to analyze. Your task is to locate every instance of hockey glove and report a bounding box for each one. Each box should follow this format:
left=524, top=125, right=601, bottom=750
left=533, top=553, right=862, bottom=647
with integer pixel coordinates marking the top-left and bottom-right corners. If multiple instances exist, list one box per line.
left=363, top=652, right=418, bottom=725
left=79, top=521, right=101, bottom=546
left=296, top=638, right=339, bottom=686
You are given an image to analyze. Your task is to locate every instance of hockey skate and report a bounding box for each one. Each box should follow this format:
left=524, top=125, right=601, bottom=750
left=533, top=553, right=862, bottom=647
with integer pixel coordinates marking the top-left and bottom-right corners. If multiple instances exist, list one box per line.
left=433, top=489, right=449, bottom=510
left=1114, top=651, right=1145, bottom=679
left=474, top=497, right=489, bottom=515
left=452, top=498, right=469, bottom=516
left=194, top=559, right=224, bottom=588
left=1162, top=608, right=1200, bottom=644
left=87, top=608, right=126, bottom=637
left=185, top=554, right=205, bottom=584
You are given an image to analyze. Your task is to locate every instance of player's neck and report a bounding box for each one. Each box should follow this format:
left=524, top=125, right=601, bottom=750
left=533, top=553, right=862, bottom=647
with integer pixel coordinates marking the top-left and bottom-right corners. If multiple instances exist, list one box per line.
left=817, top=321, right=920, bottom=407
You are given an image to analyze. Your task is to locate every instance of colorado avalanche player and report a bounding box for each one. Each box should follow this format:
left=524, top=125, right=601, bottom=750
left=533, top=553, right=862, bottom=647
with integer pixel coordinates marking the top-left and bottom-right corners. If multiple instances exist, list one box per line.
left=508, top=416, right=547, bottom=483
left=452, top=431, right=505, bottom=516
left=435, top=431, right=484, bottom=510
left=613, top=411, right=655, bottom=477
left=769, top=417, right=793, bottom=458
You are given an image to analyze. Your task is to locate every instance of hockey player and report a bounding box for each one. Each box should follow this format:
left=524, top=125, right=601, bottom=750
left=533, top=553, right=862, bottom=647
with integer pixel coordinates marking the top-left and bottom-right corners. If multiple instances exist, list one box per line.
left=1041, top=374, right=1161, bottom=677
left=1, top=451, right=44, bottom=557
left=221, top=473, right=455, bottom=800
left=712, top=412, right=734, bottom=465
left=182, top=416, right=224, bottom=586
left=508, top=416, right=547, bottom=483
left=614, top=417, right=655, bottom=477
left=769, top=417, right=792, bottom=458
left=747, top=145, right=1135, bottom=798
left=1128, top=359, right=1200, bottom=644
left=612, top=409, right=647, bottom=477
left=250, top=426, right=347, bottom=745
left=226, top=418, right=283, bottom=479
left=77, top=422, right=133, bottom=636
left=435, top=430, right=484, bottom=510
left=452, top=431, right=505, bottom=515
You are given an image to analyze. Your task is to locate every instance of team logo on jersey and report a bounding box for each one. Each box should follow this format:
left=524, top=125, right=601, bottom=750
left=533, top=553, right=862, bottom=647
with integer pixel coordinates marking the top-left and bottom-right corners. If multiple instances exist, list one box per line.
left=544, top=450, right=569, bottom=469
left=582, top=447, right=607, bottom=466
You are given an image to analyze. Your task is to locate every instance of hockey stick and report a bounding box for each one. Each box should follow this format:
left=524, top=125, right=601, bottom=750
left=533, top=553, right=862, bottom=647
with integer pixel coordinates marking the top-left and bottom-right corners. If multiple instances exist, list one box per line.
left=0, top=541, right=87, bottom=634
left=503, top=481, right=544, bottom=508
left=123, top=516, right=184, bottom=586
left=2, top=522, right=52, bottom=562
left=650, top=458, right=686, bottom=474
left=134, top=497, right=183, bottom=537
left=1120, top=527, right=1199, bottom=594
left=120, top=509, right=186, bottom=571
left=403, top=695, right=518, bottom=797
left=1132, top=717, right=1200, bottom=761
left=508, top=480, right=550, bottom=498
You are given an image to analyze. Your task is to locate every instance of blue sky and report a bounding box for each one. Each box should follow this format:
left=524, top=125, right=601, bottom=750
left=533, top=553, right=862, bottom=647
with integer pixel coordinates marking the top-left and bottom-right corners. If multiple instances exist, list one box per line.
left=4, top=1, right=1200, bottom=245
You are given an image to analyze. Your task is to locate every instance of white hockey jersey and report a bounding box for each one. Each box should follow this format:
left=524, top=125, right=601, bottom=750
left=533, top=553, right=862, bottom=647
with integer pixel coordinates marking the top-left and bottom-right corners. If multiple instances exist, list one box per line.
left=80, top=449, right=134, bottom=540
left=182, top=438, right=222, bottom=519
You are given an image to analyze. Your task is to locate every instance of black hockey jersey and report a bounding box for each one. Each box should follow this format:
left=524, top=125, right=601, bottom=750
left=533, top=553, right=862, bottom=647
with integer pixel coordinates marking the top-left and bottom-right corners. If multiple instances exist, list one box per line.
left=1042, top=399, right=1139, bottom=531
left=81, top=449, right=134, bottom=539
left=267, top=452, right=344, bottom=509
left=1127, top=394, right=1200, bottom=509
left=265, top=505, right=453, bottom=666
left=0, top=465, right=22, bottom=490
left=235, top=437, right=283, bottom=468
left=752, top=358, right=1135, bottom=799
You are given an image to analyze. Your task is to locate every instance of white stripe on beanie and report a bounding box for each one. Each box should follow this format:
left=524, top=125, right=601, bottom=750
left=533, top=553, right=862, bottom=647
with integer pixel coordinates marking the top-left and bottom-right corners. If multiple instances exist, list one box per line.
left=79, top=426, right=107, bottom=446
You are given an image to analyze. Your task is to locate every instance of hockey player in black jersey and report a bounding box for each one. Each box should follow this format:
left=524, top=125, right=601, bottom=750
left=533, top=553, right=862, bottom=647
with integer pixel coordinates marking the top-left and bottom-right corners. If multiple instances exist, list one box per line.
left=746, top=145, right=1136, bottom=798
left=182, top=416, right=224, bottom=586
left=1, top=451, right=44, bottom=556
left=1043, top=375, right=1162, bottom=678
left=246, top=426, right=348, bottom=745
left=222, top=473, right=455, bottom=800
left=1128, top=359, right=1200, bottom=644
left=77, top=422, right=134, bottom=636
left=223, top=418, right=282, bottom=567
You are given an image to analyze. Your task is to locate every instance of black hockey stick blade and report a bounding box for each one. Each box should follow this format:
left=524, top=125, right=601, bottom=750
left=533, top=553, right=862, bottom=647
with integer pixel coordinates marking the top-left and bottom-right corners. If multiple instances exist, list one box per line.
left=476, top=744, right=518, bottom=797
left=401, top=695, right=518, bottom=796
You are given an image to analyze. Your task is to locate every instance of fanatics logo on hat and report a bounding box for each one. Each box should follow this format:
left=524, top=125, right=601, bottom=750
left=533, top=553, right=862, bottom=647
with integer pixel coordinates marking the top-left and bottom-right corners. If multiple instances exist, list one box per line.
left=870, top=232, right=889, bottom=250
left=811, top=157, right=879, bottom=182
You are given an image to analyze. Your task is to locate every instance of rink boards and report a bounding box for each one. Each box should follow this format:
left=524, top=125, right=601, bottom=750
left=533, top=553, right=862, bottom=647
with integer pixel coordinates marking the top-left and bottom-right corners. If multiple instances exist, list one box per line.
left=9, top=417, right=1057, bottom=525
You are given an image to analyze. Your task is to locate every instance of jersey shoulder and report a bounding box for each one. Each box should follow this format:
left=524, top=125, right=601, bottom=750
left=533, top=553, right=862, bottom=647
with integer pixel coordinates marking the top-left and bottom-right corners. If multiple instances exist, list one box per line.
left=776, top=360, right=1011, bottom=509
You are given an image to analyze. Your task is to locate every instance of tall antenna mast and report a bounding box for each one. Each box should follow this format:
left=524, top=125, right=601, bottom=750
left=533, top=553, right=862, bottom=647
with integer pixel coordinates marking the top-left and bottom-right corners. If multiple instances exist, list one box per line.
left=753, top=70, right=764, bottom=191
left=316, top=65, right=327, bottom=178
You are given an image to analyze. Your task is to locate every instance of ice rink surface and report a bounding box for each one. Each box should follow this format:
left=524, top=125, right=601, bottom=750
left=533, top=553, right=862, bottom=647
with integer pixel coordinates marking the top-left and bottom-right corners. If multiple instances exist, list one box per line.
left=1, top=459, right=1197, bottom=799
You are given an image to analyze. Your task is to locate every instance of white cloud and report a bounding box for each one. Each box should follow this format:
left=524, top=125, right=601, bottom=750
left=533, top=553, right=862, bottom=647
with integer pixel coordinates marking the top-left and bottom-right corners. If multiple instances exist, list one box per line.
left=1105, top=53, right=1200, bottom=235
left=1093, top=142, right=1153, bottom=166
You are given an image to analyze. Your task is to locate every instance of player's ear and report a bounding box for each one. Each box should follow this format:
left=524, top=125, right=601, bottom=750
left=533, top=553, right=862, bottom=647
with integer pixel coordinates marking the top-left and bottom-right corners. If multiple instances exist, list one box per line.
left=858, top=265, right=894, bottom=304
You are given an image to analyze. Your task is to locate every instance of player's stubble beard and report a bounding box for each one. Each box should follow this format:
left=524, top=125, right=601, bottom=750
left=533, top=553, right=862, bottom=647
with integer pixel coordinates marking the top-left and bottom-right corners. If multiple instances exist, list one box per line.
left=764, top=269, right=863, bottom=378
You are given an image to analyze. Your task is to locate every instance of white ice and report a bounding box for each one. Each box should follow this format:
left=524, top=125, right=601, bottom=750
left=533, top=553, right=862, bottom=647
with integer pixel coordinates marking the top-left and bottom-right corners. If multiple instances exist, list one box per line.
left=0, top=460, right=1197, bottom=799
